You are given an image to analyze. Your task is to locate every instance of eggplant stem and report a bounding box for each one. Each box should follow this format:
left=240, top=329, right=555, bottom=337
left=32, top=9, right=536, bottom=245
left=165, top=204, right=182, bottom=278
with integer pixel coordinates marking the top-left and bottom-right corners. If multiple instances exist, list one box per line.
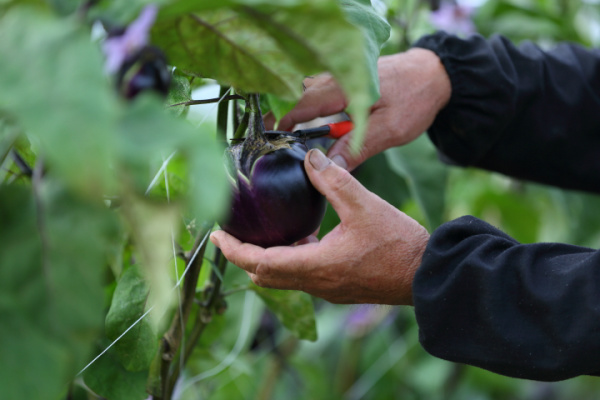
left=216, top=86, right=232, bottom=143
left=233, top=109, right=250, bottom=140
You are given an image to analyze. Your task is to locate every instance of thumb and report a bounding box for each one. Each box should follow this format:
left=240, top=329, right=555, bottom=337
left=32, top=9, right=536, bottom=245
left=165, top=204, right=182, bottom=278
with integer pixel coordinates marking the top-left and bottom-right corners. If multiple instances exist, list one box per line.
left=304, top=148, right=370, bottom=221
left=326, top=133, right=369, bottom=172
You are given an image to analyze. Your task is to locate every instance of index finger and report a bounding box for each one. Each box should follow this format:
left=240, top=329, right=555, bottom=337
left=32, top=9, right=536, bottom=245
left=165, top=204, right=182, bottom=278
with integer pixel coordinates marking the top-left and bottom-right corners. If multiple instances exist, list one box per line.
left=278, top=76, right=347, bottom=131
left=210, top=230, right=320, bottom=278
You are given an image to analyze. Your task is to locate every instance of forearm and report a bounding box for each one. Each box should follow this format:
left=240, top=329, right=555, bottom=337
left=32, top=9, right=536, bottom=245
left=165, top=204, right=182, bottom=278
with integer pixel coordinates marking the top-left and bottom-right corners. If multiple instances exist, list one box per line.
left=414, top=32, right=600, bottom=193
left=413, top=216, right=600, bottom=381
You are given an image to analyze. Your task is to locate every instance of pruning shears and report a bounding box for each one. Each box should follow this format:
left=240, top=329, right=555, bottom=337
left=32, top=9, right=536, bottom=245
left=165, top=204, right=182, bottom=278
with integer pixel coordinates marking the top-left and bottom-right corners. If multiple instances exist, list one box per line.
left=265, top=120, right=353, bottom=140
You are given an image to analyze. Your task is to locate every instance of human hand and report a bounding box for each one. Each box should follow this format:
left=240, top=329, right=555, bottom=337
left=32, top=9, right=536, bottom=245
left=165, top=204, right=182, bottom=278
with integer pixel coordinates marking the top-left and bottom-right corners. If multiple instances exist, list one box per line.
left=210, top=148, right=430, bottom=305
left=274, top=48, right=451, bottom=171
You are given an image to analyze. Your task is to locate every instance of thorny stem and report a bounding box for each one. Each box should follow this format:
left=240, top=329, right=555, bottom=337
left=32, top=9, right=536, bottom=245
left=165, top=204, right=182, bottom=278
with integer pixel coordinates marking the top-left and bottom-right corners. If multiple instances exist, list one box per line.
left=151, top=223, right=213, bottom=400
left=233, top=98, right=243, bottom=132
left=169, top=94, right=244, bottom=108
left=166, top=248, right=229, bottom=396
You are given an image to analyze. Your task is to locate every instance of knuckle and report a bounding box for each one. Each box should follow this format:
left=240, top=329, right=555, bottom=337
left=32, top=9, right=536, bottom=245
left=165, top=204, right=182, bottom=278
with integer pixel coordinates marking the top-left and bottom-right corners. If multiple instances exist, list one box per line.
left=254, top=262, right=271, bottom=278
left=328, top=168, right=355, bottom=194
left=251, top=274, right=270, bottom=289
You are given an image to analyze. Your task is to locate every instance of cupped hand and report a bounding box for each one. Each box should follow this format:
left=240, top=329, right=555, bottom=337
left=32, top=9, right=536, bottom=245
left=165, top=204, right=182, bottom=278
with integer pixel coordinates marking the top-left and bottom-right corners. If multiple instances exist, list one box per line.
left=274, top=48, right=451, bottom=171
left=210, top=149, right=430, bottom=305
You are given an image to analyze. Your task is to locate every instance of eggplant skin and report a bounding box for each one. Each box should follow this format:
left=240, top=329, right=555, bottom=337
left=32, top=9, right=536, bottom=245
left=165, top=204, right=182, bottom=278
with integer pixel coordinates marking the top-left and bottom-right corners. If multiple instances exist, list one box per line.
left=221, top=142, right=326, bottom=248
left=117, top=46, right=171, bottom=99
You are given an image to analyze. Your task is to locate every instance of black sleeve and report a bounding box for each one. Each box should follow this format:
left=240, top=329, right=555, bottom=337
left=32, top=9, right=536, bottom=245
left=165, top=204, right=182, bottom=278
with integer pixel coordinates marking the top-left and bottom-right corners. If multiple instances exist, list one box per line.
left=413, top=32, right=600, bottom=193
left=413, top=216, right=600, bottom=381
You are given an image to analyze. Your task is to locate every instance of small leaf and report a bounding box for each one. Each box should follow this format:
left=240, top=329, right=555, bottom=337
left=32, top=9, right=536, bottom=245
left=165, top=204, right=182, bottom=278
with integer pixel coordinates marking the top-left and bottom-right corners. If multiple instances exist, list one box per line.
left=265, top=93, right=297, bottom=125
left=105, top=265, right=159, bottom=372
left=385, top=136, right=448, bottom=230
left=250, top=284, right=317, bottom=341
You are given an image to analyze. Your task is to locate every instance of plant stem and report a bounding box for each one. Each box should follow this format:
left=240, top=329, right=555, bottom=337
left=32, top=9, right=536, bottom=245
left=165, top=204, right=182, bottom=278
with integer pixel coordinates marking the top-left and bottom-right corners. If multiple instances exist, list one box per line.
left=246, top=93, right=266, bottom=140
left=217, top=86, right=231, bottom=144
left=221, top=285, right=251, bottom=297
left=168, top=94, right=244, bottom=108
left=150, top=223, right=213, bottom=400
left=11, top=150, right=32, bottom=177
left=165, top=248, right=229, bottom=395
left=233, top=107, right=250, bottom=140
left=257, top=337, right=298, bottom=400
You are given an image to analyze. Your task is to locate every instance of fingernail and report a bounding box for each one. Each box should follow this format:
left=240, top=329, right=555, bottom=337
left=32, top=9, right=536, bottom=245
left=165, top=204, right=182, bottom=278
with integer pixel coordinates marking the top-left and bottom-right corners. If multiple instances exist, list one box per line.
left=308, top=149, right=331, bottom=171
left=331, top=154, right=348, bottom=170
left=209, top=232, right=220, bottom=246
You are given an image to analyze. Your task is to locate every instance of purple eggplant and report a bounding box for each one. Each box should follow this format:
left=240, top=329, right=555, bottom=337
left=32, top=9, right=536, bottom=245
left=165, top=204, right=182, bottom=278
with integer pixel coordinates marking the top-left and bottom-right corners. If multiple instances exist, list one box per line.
left=103, top=6, right=171, bottom=100
left=221, top=94, right=326, bottom=248
left=116, top=46, right=171, bottom=99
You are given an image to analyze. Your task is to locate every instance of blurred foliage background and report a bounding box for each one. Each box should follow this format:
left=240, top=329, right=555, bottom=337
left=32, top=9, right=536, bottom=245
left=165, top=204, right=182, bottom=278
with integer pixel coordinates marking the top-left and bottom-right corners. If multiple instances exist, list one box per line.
left=4, top=0, right=600, bottom=398
left=191, top=1, right=600, bottom=399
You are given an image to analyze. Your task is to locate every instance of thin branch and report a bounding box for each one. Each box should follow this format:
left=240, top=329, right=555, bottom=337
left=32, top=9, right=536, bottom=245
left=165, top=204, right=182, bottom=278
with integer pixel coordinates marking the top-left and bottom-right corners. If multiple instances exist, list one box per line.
left=166, top=248, right=229, bottom=396
left=11, top=150, right=33, bottom=177
left=149, top=224, right=213, bottom=400
left=221, top=285, right=251, bottom=298
left=168, top=94, right=244, bottom=108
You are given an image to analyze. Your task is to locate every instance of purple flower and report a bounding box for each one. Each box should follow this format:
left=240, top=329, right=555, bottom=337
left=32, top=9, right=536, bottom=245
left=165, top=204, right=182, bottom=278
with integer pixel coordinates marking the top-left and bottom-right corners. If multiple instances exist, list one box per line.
left=430, top=1, right=476, bottom=36
left=103, top=5, right=159, bottom=74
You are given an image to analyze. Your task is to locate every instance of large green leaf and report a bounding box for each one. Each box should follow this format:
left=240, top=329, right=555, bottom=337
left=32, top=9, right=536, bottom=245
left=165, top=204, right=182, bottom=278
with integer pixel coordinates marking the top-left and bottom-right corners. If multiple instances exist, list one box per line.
left=119, top=196, right=179, bottom=331
left=0, top=8, right=229, bottom=220
left=250, top=284, right=317, bottom=341
left=83, top=343, right=149, bottom=400
left=0, top=8, right=118, bottom=197
left=0, top=183, right=118, bottom=400
left=105, top=265, right=159, bottom=372
left=385, top=136, right=448, bottom=230
left=152, top=0, right=390, bottom=148
left=341, top=0, right=391, bottom=102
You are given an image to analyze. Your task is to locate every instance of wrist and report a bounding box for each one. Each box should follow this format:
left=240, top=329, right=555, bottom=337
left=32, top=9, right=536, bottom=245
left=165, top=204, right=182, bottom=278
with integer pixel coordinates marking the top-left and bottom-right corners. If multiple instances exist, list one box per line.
left=406, top=48, right=452, bottom=113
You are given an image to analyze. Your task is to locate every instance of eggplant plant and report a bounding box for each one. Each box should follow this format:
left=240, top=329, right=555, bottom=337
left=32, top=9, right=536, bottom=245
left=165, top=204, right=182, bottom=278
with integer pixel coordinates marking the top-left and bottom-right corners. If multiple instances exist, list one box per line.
left=221, top=94, right=326, bottom=247
left=0, top=1, right=393, bottom=400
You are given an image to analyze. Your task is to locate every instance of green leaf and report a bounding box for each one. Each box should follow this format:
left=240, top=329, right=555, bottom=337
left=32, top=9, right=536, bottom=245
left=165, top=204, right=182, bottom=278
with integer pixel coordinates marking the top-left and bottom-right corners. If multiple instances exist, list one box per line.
left=250, top=284, right=317, bottom=341
left=341, top=0, right=392, bottom=102
left=152, top=0, right=390, bottom=148
left=166, top=70, right=192, bottom=117
left=265, top=93, right=297, bottom=125
left=152, top=7, right=306, bottom=100
left=117, top=96, right=229, bottom=224
left=0, top=182, right=118, bottom=400
left=385, top=136, right=448, bottom=230
left=0, top=8, right=118, bottom=197
left=83, top=343, right=149, bottom=400
left=46, top=0, right=84, bottom=15
left=105, top=266, right=159, bottom=372
left=120, top=196, right=179, bottom=331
